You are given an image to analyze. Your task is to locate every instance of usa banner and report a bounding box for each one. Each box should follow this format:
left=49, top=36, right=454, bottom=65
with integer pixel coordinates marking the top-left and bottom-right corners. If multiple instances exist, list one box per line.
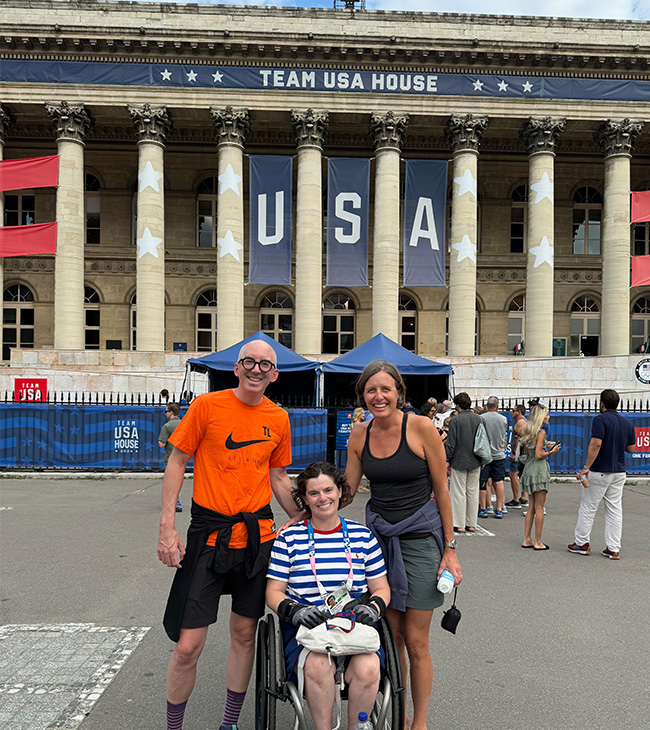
left=249, top=155, right=292, bottom=284
left=403, top=160, right=448, bottom=287
left=327, top=157, right=370, bottom=286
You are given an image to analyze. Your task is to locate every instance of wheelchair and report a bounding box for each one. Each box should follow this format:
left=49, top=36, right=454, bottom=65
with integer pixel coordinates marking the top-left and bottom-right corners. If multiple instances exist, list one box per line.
left=255, top=611, right=405, bottom=730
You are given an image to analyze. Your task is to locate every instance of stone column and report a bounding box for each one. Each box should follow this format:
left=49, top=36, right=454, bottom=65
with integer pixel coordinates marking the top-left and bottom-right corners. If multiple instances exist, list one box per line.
left=292, top=109, right=329, bottom=355
left=445, top=114, right=487, bottom=356
left=595, top=119, right=644, bottom=356
left=369, top=111, right=409, bottom=342
left=128, top=104, right=172, bottom=351
left=45, top=101, right=92, bottom=350
left=520, top=116, right=566, bottom=357
left=0, top=103, right=14, bottom=361
left=210, top=106, right=250, bottom=350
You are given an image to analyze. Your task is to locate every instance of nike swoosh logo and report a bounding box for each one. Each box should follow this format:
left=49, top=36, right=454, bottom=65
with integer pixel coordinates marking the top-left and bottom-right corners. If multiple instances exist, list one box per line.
left=225, top=433, right=271, bottom=450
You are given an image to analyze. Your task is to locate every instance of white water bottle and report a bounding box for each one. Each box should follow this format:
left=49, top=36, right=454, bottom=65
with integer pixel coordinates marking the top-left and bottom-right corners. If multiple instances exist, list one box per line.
left=355, top=711, right=373, bottom=729
left=437, top=569, right=455, bottom=594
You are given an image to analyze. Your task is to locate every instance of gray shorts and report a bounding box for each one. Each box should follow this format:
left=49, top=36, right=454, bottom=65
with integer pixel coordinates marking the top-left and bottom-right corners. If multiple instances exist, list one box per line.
left=400, top=534, right=444, bottom=611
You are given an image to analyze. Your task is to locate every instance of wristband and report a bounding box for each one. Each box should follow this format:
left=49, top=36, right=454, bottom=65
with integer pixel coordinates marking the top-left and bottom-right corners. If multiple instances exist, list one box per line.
left=368, top=595, right=387, bottom=619
left=277, top=598, right=299, bottom=623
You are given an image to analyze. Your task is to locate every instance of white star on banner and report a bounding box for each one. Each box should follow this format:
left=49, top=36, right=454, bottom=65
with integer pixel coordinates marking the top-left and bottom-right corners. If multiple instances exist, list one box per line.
left=218, top=163, right=242, bottom=195
left=522, top=81, right=533, bottom=92
left=472, top=79, right=484, bottom=91
left=529, top=236, right=554, bottom=268
left=452, top=235, right=477, bottom=264
left=160, top=69, right=172, bottom=81
left=138, top=160, right=163, bottom=193
left=212, top=70, right=224, bottom=83
left=186, top=69, right=198, bottom=82
left=218, top=230, right=243, bottom=260
left=454, top=168, right=477, bottom=198
left=498, top=80, right=509, bottom=92
left=136, top=227, right=163, bottom=259
left=530, top=172, right=553, bottom=204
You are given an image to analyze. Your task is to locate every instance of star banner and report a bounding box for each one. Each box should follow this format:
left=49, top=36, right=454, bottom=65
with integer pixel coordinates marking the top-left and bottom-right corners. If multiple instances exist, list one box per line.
left=403, top=160, right=448, bottom=287
left=631, top=191, right=650, bottom=223
left=326, top=158, right=370, bottom=286
left=0, top=155, right=59, bottom=192
left=632, top=255, right=650, bottom=287
left=249, top=155, right=292, bottom=285
left=0, top=222, right=57, bottom=257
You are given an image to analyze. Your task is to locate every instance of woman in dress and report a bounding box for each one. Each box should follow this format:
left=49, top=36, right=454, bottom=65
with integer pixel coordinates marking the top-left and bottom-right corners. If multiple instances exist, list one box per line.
left=520, top=405, right=561, bottom=551
left=345, top=360, right=461, bottom=730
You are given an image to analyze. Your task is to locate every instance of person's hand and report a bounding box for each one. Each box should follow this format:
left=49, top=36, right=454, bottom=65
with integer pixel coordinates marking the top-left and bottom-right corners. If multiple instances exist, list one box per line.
left=292, top=605, right=328, bottom=629
left=276, top=513, right=305, bottom=535
left=157, top=526, right=185, bottom=569
left=550, top=443, right=561, bottom=454
left=439, top=549, right=462, bottom=587
left=576, top=466, right=589, bottom=481
left=354, top=604, right=380, bottom=626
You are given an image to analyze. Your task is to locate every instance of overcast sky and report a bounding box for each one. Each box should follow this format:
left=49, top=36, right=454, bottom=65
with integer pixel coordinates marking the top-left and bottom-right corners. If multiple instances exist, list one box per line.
left=131, top=0, right=650, bottom=22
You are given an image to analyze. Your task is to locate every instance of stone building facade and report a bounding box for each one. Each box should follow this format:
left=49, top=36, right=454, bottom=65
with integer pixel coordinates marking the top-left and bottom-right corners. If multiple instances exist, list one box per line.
left=2, top=0, right=650, bottom=366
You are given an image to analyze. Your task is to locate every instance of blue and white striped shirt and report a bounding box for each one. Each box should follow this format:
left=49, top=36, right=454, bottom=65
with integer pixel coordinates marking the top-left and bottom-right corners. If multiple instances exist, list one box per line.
left=267, top=519, right=386, bottom=607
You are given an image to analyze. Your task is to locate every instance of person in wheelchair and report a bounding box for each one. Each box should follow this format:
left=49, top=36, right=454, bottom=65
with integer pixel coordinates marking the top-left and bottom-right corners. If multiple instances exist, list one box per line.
left=266, top=462, right=391, bottom=730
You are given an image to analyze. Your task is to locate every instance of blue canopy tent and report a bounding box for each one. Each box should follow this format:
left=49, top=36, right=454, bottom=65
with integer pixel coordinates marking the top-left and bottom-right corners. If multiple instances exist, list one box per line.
left=186, top=331, right=320, bottom=406
left=321, top=333, right=452, bottom=408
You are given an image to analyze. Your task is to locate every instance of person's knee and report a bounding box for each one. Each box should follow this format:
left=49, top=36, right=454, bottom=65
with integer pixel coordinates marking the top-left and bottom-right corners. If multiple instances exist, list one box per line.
left=304, top=653, right=335, bottom=685
left=173, top=634, right=205, bottom=667
left=404, top=634, right=429, bottom=661
left=230, top=616, right=257, bottom=649
left=347, top=654, right=380, bottom=686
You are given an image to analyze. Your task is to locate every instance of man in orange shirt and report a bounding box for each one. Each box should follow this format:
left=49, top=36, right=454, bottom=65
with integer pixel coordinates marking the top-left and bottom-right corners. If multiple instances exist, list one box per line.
left=157, top=339, right=300, bottom=730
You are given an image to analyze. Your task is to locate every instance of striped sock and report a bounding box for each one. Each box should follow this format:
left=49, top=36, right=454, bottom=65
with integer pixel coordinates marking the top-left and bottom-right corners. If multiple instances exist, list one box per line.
left=166, top=699, right=187, bottom=730
left=221, top=688, right=246, bottom=727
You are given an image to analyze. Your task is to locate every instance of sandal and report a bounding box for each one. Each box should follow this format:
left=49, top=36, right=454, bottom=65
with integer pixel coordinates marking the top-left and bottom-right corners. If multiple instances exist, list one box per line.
left=465, top=526, right=476, bottom=533
left=453, top=527, right=465, bottom=533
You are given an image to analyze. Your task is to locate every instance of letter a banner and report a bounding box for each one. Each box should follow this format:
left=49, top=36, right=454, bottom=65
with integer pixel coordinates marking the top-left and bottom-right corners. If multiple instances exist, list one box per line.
left=327, top=158, right=370, bottom=286
left=249, top=155, right=292, bottom=284
left=403, top=160, right=448, bottom=287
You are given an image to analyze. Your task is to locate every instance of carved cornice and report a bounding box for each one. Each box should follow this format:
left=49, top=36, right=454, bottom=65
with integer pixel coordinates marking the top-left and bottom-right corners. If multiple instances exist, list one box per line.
left=127, top=103, right=172, bottom=145
left=520, top=116, right=567, bottom=155
left=445, top=114, right=488, bottom=153
left=291, top=109, right=329, bottom=149
left=45, top=101, right=93, bottom=143
left=0, top=103, right=15, bottom=144
left=369, top=111, right=408, bottom=151
left=594, top=118, right=645, bottom=158
left=210, top=106, right=250, bottom=148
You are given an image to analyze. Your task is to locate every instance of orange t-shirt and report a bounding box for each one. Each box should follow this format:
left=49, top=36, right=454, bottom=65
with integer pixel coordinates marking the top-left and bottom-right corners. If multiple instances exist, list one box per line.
left=169, top=389, right=292, bottom=548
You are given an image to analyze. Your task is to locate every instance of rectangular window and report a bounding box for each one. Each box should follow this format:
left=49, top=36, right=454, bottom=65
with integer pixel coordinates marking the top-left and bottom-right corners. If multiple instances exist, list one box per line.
left=86, top=195, right=101, bottom=244
left=198, top=200, right=214, bottom=248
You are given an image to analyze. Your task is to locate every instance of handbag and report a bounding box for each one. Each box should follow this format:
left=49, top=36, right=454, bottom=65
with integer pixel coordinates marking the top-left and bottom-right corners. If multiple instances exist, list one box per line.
left=473, top=422, right=493, bottom=466
left=296, top=613, right=380, bottom=656
left=514, top=440, right=528, bottom=464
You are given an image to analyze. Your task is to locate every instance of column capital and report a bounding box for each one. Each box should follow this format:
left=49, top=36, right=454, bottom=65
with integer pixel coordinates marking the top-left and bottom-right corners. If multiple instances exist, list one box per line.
left=520, top=116, right=566, bottom=155
left=0, top=103, right=14, bottom=144
left=210, top=106, right=250, bottom=148
left=45, top=101, right=93, bottom=143
left=128, top=103, right=172, bottom=145
left=291, top=109, right=329, bottom=149
left=445, top=114, right=488, bottom=153
left=595, top=118, right=644, bottom=158
left=369, top=111, right=408, bottom=151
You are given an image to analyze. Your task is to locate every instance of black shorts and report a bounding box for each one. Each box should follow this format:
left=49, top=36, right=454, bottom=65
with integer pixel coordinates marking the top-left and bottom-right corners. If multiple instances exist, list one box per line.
left=479, top=459, right=506, bottom=486
left=508, top=460, right=525, bottom=476
left=180, top=540, right=273, bottom=629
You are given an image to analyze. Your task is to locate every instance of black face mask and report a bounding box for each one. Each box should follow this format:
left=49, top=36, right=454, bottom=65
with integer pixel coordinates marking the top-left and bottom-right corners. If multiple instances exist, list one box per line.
left=440, top=588, right=461, bottom=634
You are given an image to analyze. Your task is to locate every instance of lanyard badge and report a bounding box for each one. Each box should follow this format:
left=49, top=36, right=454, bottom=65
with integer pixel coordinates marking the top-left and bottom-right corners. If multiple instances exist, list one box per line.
left=308, top=517, right=355, bottom=616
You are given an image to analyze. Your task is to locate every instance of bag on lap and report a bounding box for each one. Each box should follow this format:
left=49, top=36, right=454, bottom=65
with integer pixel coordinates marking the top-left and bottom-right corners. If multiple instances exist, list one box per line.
left=296, top=613, right=380, bottom=656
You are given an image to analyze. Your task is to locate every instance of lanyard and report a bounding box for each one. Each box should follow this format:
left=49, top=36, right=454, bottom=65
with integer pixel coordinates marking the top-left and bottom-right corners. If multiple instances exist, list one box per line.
left=307, top=517, right=354, bottom=598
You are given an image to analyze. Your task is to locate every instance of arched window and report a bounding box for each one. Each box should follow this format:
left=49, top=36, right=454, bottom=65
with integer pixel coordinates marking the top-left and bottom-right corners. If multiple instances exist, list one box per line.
left=84, top=286, right=101, bottom=350
left=399, top=294, right=418, bottom=353
left=3, top=194, right=35, bottom=227
left=445, top=301, right=480, bottom=355
left=510, top=185, right=528, bottom=254
left=631, top=296, right=650, bottom=352
left=197, top=176, right=218, bottom=248
left=3, top=284, right=35, bottom=360
left=508, top=295, right=525, bottom=355
left=322, top=293, right=355, bottom=354
left=85, top=173, right=101, bottom=245
left=260, top=291, right=293, bottom=349
left=196, top=289, right=217, bottom=351
left=572, top=186, right=602, bottom=255
left=570, top=295, right=600, bottom=356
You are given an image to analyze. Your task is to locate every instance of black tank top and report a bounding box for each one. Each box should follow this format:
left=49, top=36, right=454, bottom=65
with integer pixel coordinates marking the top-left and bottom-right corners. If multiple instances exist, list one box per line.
left=361, top=412, right=433, bottom=524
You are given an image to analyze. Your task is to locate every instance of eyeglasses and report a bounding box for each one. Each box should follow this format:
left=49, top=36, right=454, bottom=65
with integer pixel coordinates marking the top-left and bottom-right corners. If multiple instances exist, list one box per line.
left=165, top=409, right=172, bottom=413
left=238, top=357, right=276, bottom=373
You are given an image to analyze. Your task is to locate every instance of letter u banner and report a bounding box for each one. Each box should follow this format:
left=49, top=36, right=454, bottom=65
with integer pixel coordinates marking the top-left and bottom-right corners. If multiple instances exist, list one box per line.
left=327, top=158, right=370, bottom=286
left=249, top=155, right=292, bottom=284
left=403, top=160, right=448, bottom=287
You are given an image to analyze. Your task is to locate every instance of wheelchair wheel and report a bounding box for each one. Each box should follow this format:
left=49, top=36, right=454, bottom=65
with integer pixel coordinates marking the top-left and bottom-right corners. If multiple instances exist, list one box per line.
left=255, top=613, right=279, bottom=730
left=372, top=618, right=405, bottom=730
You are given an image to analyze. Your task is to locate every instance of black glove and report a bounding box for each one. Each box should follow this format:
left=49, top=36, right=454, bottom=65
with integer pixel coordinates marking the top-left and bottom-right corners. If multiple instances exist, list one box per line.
left=292, top=605, right=328, bottom=629
left=354, top=603, right=380, bottom=626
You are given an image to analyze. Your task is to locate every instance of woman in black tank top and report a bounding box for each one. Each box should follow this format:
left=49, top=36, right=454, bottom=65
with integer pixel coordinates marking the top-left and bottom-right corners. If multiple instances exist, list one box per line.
left=346, top=360, right=462, bottom=730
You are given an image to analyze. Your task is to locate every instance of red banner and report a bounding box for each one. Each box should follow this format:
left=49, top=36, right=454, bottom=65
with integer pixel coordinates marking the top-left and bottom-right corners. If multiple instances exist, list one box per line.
left=0, top=222, right=57, bottom=257
left=14, top=378, right=48, bottom=403
left=635, top=427, right=650, bottom=452
left=0, top=155, right=59, bottom=192
left=632, top=254, right=650, bottom=287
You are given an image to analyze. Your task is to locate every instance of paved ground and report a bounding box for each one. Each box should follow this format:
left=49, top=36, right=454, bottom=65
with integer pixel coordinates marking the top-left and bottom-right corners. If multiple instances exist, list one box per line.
left=1, top=474, right=649, bottom=730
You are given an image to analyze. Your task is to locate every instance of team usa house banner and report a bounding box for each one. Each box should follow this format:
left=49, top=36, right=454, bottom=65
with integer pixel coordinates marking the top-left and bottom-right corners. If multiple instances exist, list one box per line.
left=249, top=155, right=447, bottom=286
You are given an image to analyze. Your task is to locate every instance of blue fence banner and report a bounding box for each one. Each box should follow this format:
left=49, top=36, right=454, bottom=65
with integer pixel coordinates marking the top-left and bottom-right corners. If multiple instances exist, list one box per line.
left=403, top=160, right=448, bottom=287
left=335, top=410, right=354, bottom=451
left=249, top=155, right=292, bottom=285
left=0, top=405, right=327, bottom=471
left=326, top=158, right=370, bottom=287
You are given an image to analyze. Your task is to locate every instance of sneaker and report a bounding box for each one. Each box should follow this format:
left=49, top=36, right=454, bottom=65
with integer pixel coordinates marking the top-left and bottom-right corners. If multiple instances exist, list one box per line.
left=220, top=725, right=239, bottom=730
left=494, top=510, right=503, bottom=519
left=506, top=499, right=522, bottom=508
left=602, top=547, right=620, bottom=560
left=491, top=495, right=497, bottom=503
left=175, top=506, right=183, bottom=513
left=518, top=498, right=528, bottom=506
left=501, top=506, right=508, bottom=514
left=478, top=509, right=488, bottom=518
left=487, top=506, right=495, bottom=515
left=568, top=542, right=591, bottom=555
